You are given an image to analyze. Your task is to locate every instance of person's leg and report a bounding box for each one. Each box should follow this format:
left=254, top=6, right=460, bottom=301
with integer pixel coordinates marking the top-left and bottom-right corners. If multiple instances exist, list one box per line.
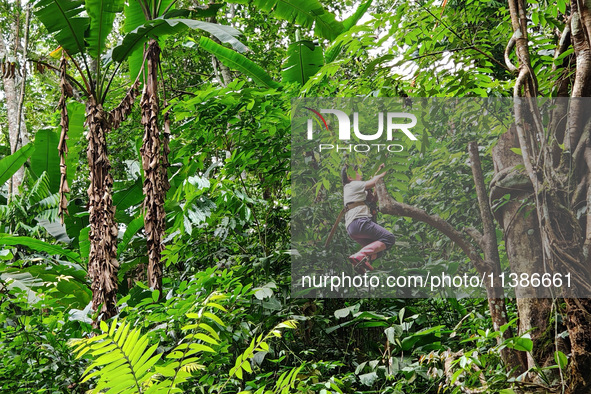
left=347, top=218, right=374, bottom=246
left=347, top=218, right=375, bottom=273
left=347, top=218, right=395, bottom=273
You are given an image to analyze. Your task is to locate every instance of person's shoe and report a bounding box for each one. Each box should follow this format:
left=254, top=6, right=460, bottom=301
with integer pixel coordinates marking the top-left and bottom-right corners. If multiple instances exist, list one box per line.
left=349, top=254, right=374, bottom=274
left=348, top=241, right=387, bottom=274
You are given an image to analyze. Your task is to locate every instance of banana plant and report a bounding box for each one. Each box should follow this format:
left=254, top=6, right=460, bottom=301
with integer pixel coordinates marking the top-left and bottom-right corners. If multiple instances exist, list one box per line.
left=0, top=143, right=34, bottom=188
left=200, top=0, right=373, bottom=89
left=115, top=1, right=247, bottom=295
left=34, top=0, right=245, bottom=324
left=231, top=0, right=345, bottom=41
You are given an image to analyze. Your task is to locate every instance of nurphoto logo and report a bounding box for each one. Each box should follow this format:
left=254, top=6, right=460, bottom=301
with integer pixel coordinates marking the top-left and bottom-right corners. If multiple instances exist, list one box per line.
left=304, top=107, right=418, bottom=153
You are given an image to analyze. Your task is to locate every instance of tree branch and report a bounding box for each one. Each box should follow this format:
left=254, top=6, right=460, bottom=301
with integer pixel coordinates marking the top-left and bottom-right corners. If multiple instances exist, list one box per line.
left=463, top=226, right=484, bottom=250
left=417, top=3, right=510, bottom=72
left=15, top=4, right=30, bottom=151
left=374, top=178, right=489, bottom=273
left=552, top=20, right=572, bottom=73
left=27, top=58, right=87, bottom=96
left=375, top=161, right=523, bottom=371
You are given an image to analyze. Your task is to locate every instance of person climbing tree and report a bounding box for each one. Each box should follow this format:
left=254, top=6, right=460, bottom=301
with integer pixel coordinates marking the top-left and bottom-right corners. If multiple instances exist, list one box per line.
left=341, top=163, right=395, bottom=274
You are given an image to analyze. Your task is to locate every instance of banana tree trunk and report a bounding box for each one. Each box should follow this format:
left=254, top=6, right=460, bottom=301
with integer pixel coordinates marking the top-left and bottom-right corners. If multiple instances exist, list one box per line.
left=141, top=39, right=168, bottom=294
left=86, top=98, right=119, bottom=324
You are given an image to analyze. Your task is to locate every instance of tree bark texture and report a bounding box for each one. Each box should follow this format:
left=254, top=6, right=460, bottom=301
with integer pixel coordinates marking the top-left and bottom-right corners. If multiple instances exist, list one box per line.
left=86, top=99, right=119, bottom=325
left=0, top=2, right=29, bottom=193
left=507, top=0, right=591, bottom=391
left=140, top=39, right=168, bottom=294
left=491, top=125, right=555, bottom=375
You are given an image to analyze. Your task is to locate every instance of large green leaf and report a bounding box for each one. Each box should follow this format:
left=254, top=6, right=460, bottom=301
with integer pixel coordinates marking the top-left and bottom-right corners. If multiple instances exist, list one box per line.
left=85, top=0, right=124, bottom=59
left=112, top=18, right=247, bottom=64
left=0, top=233, right=81, bottom=263
left=37, top=218, right=72, bottom=243
left=0, top=143, right=35, bottom=187
left=117, top=215, right=144, bottom=255
left=30, top=129, right=60, bottom=193
left=199, top=37, right=281, bottom=89
left=123, top=0, right=178, bottom=33
left=123, top=0, right=149, bottom=81
left=113, top=178, right=144, bottom=222
left=123, top=0, right=149, bottom=33
left=325, top=0, right=373, bottom=63
left=343, top=0, right=372, bottom=31
left=2, top=265, right=91, bottom=309
left=64, top=198, right=89, bottom=246
left=0, top=270, right=42, bottom=304
left=235, top=0, right=344, bottom=40
left=79, top=226, right=90, bottom=261
left=122, top=3, right=234, bottom=80
left=281, top=40, right=323, bottom=86
left=34, top=0, right=89, bottom=55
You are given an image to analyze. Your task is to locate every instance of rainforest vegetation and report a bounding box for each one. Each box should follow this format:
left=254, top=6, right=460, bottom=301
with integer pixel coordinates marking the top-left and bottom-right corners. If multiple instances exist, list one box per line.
left=2, top=0, right=591, bottom=393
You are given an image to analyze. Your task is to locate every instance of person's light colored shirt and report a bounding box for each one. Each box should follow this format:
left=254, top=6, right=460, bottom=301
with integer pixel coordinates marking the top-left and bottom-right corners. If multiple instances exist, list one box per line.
left=343, top=181, right=371, bottom=229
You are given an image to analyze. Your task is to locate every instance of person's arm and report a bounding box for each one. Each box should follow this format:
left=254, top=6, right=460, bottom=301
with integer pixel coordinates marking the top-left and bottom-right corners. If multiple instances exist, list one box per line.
left=364, top=164, right=387, bottom=190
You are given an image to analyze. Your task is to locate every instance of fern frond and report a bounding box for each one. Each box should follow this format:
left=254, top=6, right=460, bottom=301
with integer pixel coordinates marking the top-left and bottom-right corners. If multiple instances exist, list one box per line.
left=179, top=362, right=205, bottom=373
left=35, top=206, right=60, bottom=222
left=69, top=319, right=162, bottom=393
left=69, top=296, right=231, bottom=394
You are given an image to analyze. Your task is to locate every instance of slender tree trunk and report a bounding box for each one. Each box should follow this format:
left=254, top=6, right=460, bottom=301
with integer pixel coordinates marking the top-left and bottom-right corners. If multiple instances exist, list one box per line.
left=86, top=98, right=119, bottom=324
left=58, top=56, right=73, bottom=224
left=0, top=2, right=30, bottom=193
left=141, top=39, right=168, bottom=293
left=207, top=3, right=232, bottom=86
left=468, top=141, right=526, bottom=373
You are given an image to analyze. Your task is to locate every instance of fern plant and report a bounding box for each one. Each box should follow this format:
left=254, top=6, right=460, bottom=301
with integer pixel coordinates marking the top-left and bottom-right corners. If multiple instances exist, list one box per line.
left=69, top=292, right=301, bottom=394
left=69, top=293, right=227, bottom=393
left=70, top=318, right=165, bottom=393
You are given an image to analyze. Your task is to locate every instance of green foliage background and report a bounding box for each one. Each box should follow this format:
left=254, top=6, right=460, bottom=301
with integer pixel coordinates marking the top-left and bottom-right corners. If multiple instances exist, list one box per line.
left=0, top=0, right=571, bottom=393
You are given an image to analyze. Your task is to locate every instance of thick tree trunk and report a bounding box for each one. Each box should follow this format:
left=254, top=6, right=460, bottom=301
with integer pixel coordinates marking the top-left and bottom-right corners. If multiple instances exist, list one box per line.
left=86, top=98, right=119, bottom=324
left=491, top=125, right=554, bottom=375
left=506, top=0, right=591, bottom=390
